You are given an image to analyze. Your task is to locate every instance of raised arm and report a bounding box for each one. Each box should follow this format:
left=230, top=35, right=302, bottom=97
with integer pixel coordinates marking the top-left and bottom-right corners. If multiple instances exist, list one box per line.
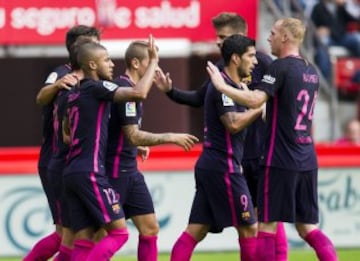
left=207, top=61, right=268, bottom=109
left=122, top=124, right=199, bottom=152
left=113, top=35, right=159, bottom=102
left=154, top=66, right=208, bottom=107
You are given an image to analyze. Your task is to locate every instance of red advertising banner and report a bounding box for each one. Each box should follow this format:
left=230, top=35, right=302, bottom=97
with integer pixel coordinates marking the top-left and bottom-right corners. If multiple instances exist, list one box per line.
left=0, top=0, right=258, bottom=45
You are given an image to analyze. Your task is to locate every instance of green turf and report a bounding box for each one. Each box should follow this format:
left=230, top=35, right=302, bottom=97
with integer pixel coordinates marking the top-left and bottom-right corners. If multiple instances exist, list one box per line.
left=4, top=249, right=360, bottom=261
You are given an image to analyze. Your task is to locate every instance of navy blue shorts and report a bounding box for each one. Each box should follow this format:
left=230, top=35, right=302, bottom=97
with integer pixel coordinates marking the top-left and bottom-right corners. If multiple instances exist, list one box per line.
left=48, top=169, right=72, bottom=227
left=242, top=159, right=261, bottom=207
left=189, top=167, right=256, bottom=233
left=109, top=171, right=155, bottom=219
left=38, top=167, right=59, bottom=225
left=257, top=167, right=319, bottom=224
left=63, top=172, right=125, bottom=232
left=47, top=169, right=63, bottom=225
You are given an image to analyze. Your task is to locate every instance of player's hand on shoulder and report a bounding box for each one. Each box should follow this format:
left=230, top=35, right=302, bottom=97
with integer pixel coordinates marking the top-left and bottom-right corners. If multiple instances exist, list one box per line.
left=56, top=73, right=78, bottom=90
left=172, top=133, right=199, bottom=151
left=206, top=61, right=226, bottom=92
left=154, top=67, right=172, bottom=92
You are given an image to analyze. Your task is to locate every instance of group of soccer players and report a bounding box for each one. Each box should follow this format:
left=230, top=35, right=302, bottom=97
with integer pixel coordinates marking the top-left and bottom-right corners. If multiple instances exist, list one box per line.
left=23, top=11, right=338, bottom=261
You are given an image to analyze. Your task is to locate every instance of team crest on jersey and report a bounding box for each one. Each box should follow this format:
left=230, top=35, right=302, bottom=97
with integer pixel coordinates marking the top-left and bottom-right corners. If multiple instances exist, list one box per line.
left=45, top=72, right=58, bottom=84
left=262, top=74, right=276, bottom=84
left=222, top=94, right=235, bottom=106
left=126, top=102, right=136, bottom=117
left=102, top=80, right=118, bottom=91
left=112, top=204, right=121, bottom=214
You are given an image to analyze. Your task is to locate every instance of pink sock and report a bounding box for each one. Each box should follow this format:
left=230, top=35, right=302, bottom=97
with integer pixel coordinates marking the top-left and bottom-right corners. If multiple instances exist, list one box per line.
left=23, top=231, right=61, bottom=261
left=54, top=245, right=72, bottom=261
left=71, top=239, right=94, bottom=261
left=239, top=237, right=257, bottom=261
left=170, top=232, right=198, bottom=261
left=304, top=229, right=338, bottom=261
left=138, top=235, right=158, bottom=261
left=275, top=222, right=288, bottom=261
left=86, top=228, right=129, bottom=261
left=256, top=231, right=276, bottom=261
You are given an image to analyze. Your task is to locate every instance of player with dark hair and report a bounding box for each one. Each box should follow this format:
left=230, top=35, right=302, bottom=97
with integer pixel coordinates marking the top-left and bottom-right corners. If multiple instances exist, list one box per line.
left=105, top=40, right=198, bottom=261
left=207, top=17, right=338, bottom=261
left=170, top=34, right=261, bottom=261
left=62, top=36, right=158, bottom=260
left=156, top=12, right=288, bottom=260
left=24, top=25, right=101, bottom=261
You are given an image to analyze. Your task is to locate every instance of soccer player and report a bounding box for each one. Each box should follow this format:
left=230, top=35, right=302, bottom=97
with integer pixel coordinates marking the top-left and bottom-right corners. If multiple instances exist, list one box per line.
left=207, top=17, right=338, bottom=261
left=62, top=36, right=158, bottom=260
left=157, top=12, right=288, bottom=260
left=106, top=40, right=199, bottom=261
left=170, top=34, right=262, bottom=261
left=24, top=25, right=101, bottom=261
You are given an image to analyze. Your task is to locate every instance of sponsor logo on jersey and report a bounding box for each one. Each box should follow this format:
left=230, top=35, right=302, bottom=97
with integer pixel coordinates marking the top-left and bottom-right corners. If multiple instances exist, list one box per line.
left=45, top=72, right=58, bottom=84
left=262, top=74, right=276, bottom=84
left=126, top=102, right=136, bottom=117
left=222, top=94, right=235, bottom=106
left=103, top=80, right=118, bottom=91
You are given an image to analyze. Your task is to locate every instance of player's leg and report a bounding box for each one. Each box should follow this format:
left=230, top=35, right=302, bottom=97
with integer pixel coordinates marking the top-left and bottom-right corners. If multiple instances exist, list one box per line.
left=23, top=168, right=62, bottom=261
left=256, top=167, right=296, bottom=261
left=171, top=223, right=210, bottom=261
left=229, top=168, right=257, bottom=261
left=132, top=214, right=159, bottom=261
left=170, top=175, right=211, bottom=261
left=295, top=169, right=337, bottom=261
left=245, top=160, right=288, bottom=261
left=82, top=173, right=129, bottom=261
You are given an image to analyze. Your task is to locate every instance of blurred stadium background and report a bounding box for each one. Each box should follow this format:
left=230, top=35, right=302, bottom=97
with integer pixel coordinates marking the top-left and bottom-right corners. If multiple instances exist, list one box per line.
left=0, top=0, right=359, bottom=259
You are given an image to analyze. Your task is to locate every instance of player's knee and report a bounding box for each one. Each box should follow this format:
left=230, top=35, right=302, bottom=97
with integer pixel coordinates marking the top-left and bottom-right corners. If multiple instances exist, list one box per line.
left=139, top=222, right=160, bottom=236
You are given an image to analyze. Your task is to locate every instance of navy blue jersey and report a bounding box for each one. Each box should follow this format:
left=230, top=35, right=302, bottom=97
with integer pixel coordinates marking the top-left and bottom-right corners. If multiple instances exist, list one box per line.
left=243, top=51, right=273, bottom=160
left=38, top=64, right=72, bottom=168
left=106, top=75, right=143, bottom=177
left=64, top=78, right=119, bottom=175
left=256, top=56, right=319, bottom=171
left=47, top=89, right=70, bottom=172
left=196, top=72, right=247, bottom=173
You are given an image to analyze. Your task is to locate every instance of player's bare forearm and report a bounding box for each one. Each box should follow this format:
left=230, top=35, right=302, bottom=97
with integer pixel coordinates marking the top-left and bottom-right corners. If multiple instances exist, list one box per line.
left=123, top=125, right=198, bottom=151
left=220, top=109, right=262, bottom=134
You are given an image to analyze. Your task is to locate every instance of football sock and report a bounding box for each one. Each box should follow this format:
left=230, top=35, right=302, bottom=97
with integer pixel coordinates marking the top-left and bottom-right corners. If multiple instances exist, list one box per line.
left=256, top=231, right=276, bottom=261
left=23, top=231, right=61, bottom=261
left=86, top=228, right=129, bottom=261
left=275, top=222, right=288, bottom=261
left=305, top=229, right=338, bottom=261
left=170, top=231, right=198, bottom=261
left=53, top=244, right=72, bottom=261
left=138, top=235, right=158, bottom=261
left=239, top=237, right=257, bottom=261
left=71, top=239, right=94, bottom=260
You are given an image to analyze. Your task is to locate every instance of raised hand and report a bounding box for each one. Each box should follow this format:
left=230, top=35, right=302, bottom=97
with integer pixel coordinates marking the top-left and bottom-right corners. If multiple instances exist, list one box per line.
left=206, top=61, right=226, bottom=92
left=154, top=67, right=173, bottom=92
left=147, top=34, right=159, bottom=63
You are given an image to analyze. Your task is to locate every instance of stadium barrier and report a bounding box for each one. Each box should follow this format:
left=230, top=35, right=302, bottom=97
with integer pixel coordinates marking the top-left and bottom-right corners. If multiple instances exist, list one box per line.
left=0, top=144, right=360, bottom=256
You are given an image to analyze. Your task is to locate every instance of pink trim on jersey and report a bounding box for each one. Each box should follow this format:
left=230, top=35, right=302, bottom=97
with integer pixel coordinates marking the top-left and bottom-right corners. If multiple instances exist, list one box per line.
left=225, top=132, right=234, bottom=173
left=224, top=171, right=238, bottom=227
left=224, top=132, right=238, bottom=226
left=90, top=172, right=111, bottom=223
left=94, top=102, right=106, bottom=172
left=264, top=95, right=279, bottom=222
left=112, top=132, right=124, bottom=178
